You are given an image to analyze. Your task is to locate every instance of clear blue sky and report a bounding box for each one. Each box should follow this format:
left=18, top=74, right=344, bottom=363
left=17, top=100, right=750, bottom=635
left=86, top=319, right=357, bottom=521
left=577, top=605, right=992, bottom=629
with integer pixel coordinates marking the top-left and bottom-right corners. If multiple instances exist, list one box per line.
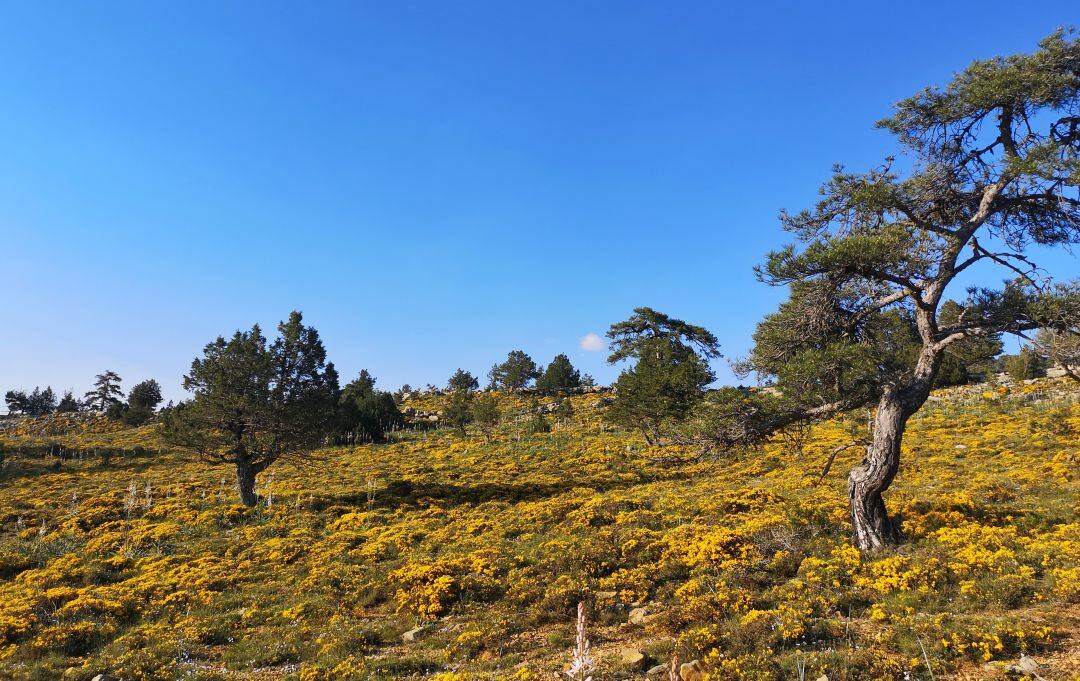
left=1, top=1, right=1077, bottom=405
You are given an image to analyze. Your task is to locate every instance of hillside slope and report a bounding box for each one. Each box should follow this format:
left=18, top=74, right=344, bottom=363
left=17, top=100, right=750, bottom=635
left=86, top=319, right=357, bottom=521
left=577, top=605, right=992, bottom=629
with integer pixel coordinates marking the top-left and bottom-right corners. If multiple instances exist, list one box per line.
left=0, top=382, right=1077, bottom=680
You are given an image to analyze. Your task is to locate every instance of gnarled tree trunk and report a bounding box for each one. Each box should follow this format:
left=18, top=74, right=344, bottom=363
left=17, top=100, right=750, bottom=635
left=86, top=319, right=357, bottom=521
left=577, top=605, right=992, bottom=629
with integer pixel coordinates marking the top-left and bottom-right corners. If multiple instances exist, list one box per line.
left=848, top=338, right=940, bottom=551
left=236, top=458, right=259, bottom=507
left=848, top=386, right=906, bottom=551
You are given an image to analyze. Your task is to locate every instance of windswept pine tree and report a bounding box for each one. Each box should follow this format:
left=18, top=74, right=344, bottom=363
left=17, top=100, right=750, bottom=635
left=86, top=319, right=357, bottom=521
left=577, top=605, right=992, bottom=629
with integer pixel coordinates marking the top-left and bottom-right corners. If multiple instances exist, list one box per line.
left=84, top=371, right=123, bottom=413
left=693, top=31, right=1080, bottom=551
left=606, top=307, right=720, bottom=445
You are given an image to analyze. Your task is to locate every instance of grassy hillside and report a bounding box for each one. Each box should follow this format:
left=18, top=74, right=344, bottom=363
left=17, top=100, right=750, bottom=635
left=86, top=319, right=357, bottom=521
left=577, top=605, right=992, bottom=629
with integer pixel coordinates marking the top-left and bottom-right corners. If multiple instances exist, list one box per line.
left=0, top=382, right=1077, bottom=680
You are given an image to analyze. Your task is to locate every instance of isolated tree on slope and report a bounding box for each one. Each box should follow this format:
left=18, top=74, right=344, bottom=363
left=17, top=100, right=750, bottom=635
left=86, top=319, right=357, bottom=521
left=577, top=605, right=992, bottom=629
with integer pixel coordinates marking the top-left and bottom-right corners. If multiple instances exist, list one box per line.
left=163, top=312, right=339, bottom=506
left=488, top=350, right=538, bottom=392
left=697, top=31, right=1080, bottom=551
left=84, top=371, right=123, bottom=412
left=606, top=307, right=720, bottom=445
left=471, top=392, right=501, bottom=442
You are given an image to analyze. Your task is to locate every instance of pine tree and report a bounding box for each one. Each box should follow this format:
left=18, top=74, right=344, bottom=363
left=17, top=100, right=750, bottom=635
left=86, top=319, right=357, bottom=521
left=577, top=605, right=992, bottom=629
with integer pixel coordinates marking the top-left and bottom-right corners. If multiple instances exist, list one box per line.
left=84, top=371, right=123, bottom=413
left=488, top=351, right=538, bottom=392
left=537, top=354, right=581, bottom=394
left=163, top=312, right=339, bottom=506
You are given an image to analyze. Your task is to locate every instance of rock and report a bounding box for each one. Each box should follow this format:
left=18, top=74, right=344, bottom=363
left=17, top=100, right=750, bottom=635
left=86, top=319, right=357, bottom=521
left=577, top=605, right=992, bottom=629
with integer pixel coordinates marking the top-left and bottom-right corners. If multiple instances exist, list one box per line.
left=91, top=676, right=121, bottom=681
left=402, top=625, right=426, bottom=643
left=816, top=676, right=830, bottom=681
left=646, top=664, right=668, bottom=677
left=620, top=648, right=646, bottom=668
left=1008, top=655, right=1042, bottom=678
left=680, top=660, right=706, bottom=681
left=628, top=607, right=649, bottom=625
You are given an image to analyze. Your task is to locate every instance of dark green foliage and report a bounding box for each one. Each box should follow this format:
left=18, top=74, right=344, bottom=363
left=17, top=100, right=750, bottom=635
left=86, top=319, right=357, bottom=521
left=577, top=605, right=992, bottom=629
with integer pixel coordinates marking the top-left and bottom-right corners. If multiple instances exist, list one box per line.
left=123, top=379, right=163, bottom=425
left=935, top=301, right=1004, bottom=386
left=84, top=371, right=123, bottom=413
left=470, top=393, right=501, bottom=441
left=608, top=342, right=714, bottom=445
left=162, top=311, right=339, bottom=506
left=336, top=371, right=403, bottom=444
left=1003, top=347, right=1049, bottom=382
left=605, top=307, right=720, bottom=445
left=4, top=387, right=56, bottom=416
left=488, top=351, right=538, bottom=392
left=446, top=369, right=479, bottom=394
left=105, top=401, right=127, bottom=421
left=536, top=354, right=581, bottom=394
left=56, top=391, right=81, bottom=413
left=1031, top=286, right=1080, bottom=381
left=607, top=307, right=720, bottom=364
left=442, top=391, right=473, bottom=436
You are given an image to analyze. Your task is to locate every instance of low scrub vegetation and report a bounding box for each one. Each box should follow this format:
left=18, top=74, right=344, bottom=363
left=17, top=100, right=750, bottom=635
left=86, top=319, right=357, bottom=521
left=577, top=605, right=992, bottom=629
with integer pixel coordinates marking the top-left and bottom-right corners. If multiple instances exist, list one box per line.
left=0, top=380, right=1077, bottom=679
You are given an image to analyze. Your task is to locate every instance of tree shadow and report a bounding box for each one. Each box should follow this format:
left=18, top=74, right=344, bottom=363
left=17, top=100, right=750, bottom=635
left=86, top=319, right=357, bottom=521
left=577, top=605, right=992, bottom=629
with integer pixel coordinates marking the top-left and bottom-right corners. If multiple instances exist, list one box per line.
left=312, top=469, right=697, bottom=511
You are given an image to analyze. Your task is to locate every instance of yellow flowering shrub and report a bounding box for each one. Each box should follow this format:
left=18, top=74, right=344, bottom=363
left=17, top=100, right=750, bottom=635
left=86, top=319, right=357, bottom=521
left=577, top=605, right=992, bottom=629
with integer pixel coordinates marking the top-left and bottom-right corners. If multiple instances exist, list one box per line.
left=0, top=379, right=1076, bottom=679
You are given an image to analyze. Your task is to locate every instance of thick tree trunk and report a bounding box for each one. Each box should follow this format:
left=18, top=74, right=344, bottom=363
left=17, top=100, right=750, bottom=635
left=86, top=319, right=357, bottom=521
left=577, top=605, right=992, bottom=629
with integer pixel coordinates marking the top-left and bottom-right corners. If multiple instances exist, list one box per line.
left=849, top=336, right=942, bottom=551
left=236, top=458, right=259, bottom=507
left=847, top=386, right=906, bottom=551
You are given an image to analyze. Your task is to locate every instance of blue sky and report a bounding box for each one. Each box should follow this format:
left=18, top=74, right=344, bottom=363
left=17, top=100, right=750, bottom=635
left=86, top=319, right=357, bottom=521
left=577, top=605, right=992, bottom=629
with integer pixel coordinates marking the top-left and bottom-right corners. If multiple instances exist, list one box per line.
left=1, top=1, right=1077, bottom=405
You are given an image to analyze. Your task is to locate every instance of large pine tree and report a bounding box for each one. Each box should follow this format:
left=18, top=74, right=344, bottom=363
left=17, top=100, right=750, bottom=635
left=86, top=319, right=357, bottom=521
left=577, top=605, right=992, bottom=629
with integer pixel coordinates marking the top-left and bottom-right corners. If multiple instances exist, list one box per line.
left=696, top=32, right=1080, bottom=551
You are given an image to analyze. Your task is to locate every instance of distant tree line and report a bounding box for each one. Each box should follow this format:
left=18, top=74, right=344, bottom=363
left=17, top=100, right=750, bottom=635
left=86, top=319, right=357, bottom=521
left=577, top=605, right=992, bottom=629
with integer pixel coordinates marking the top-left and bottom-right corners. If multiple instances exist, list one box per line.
left=4, top=372, right=163, bottom=425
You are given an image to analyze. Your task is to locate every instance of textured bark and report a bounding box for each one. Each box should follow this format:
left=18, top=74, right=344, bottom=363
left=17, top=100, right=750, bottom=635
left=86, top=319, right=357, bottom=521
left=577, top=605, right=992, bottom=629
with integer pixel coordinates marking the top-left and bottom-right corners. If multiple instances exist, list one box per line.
left=849, top=334, right=939, bottom=551
left=848, top=388, right=905, bottom=550
left=236, top=458, right=259, bottom=507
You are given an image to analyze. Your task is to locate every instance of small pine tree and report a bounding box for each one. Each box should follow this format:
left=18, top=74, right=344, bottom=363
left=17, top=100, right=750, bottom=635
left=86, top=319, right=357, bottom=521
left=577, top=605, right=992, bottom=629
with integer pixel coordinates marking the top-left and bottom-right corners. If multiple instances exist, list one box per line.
left=554, top=397, right=574, bottom=422
left=124, top=379, right=163, bottom=425
left=537, top=354, right=581, bottom=394
left=442, top=391, right=474, bottom=437
left=1004, top=347, right=1049, bottom=382
left=605, top=308, right=720, bottom=445
left=471, top=393, right=501, bottom=442
left=56, top=391, right=81, bottom=413
left=336, top=371, right=403, bottom=444
left=527, top=398, right=552, bottom=434
left=447, top=369, right=479, bottom=394
left=162, top=311, right=339, bottom=506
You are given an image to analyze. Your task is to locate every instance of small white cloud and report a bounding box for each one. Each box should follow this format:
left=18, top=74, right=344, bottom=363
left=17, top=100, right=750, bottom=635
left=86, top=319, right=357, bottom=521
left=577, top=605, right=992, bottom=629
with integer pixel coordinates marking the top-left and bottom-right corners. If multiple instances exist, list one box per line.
left=580, top=332, right=605, bottom=352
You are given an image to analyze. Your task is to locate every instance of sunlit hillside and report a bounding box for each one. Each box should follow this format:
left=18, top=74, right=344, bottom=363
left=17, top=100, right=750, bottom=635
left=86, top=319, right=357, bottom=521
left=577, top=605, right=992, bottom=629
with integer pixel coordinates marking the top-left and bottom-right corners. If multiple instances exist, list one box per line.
left=1, top=381, right=1077, bottom=680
